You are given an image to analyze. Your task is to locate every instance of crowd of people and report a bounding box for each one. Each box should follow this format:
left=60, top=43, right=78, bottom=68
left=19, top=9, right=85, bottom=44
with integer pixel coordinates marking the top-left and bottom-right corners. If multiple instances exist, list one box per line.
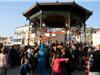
left=0, top=40, right=100, bottom=75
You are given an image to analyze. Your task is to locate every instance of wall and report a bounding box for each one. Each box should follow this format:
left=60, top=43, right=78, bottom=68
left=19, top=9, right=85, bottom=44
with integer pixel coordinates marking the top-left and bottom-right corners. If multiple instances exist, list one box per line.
left=92, top=32, right=100, bottom=46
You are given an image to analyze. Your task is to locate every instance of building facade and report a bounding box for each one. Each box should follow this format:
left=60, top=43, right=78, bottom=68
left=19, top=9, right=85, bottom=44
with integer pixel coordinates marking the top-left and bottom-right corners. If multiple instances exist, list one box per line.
left=92, top=28, right=100, bottom=46
left=0, top=36, right=12, bottom=46
left=13, top=25, right=35, bottom=46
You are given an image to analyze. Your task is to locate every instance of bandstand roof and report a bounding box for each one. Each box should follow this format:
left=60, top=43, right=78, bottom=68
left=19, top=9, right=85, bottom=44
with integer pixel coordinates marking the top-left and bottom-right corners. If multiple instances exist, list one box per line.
left=23, top=2, right=92, bottom=20
left=23, top=2, right=92, bottom=28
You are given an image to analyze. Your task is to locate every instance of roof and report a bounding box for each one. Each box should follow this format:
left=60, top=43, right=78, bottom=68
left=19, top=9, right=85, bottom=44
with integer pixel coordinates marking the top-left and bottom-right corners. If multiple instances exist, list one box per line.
left=94, top=28, right=100, bottom=31
left=16, top=24, right=29, bottom=29
left=23, top=2, right=92, bottom=21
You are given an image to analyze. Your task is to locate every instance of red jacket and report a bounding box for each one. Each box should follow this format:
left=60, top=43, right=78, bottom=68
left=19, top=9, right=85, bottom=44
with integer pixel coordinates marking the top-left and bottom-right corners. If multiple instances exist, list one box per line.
left=52, top=58, right=66, bottom=73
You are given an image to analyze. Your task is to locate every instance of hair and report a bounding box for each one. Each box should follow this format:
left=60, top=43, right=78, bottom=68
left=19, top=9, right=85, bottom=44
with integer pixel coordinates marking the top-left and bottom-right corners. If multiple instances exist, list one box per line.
left=0, top=43, right=3, bottom=48
left=1, top=46, right=7, bottom=54
left=0, top=43, right=3, bottom=53
left=53, top=51, right=60, bottom=58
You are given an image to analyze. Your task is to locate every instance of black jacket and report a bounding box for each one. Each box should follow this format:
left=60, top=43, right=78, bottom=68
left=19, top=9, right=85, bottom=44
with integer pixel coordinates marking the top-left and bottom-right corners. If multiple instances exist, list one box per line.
left=90, top=50, right=100, bottom=72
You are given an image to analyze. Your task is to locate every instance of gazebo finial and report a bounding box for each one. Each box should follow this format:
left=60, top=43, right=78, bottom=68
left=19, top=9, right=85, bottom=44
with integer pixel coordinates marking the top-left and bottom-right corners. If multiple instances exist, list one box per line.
left=36, top=1, right=39, bottom=4
left=56, top=0, right=59, bottom=3
left=73, top=0, right=76, bottom=3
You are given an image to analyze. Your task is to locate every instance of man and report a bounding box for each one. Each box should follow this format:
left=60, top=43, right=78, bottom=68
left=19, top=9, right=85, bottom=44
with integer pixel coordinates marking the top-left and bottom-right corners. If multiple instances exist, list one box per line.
left=88, top=45, right=100, bottom=75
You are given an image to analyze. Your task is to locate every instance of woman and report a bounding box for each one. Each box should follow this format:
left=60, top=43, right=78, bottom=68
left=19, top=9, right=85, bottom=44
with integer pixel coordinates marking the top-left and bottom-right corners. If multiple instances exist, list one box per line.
left=51, top=51, right=69, bottom=75
left=37, top=43, right=47, bottom=75
left=0, top=46, right=8, bottom=75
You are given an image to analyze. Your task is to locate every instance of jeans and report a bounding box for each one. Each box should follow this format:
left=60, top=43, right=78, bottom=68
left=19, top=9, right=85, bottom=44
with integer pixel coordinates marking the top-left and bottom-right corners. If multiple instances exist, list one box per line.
left=0, top=67, right=7, bottom=75
left=20, top=64, right=30, bottom=75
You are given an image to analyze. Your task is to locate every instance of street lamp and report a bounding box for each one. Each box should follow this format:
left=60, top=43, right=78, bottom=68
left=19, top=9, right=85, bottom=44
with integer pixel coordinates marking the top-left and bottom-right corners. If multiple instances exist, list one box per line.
left=42, top=22, right=46, bottom=27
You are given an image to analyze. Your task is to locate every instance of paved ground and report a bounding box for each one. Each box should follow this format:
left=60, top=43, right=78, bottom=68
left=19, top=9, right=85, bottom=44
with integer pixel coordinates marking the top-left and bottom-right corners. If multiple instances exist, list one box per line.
left=72, top=70, right=85, bottom=75
left=7, top=67, right=84, bottom=75
left=7, top=67, right=20, bottom=75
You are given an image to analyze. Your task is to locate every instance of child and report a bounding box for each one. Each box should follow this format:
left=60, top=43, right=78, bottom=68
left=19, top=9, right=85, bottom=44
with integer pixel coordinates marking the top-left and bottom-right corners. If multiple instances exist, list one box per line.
left=51, top=51, right=69, bottom=75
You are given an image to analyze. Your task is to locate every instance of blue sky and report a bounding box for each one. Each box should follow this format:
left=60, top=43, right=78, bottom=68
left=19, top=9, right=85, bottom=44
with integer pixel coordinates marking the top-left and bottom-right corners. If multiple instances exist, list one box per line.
left=0, top=0, right=100, bottom=36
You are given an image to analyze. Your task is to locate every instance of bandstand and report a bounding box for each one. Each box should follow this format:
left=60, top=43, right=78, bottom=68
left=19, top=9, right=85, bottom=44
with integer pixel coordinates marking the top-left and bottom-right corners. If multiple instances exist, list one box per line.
left=23, top=2, right=92, bottom=45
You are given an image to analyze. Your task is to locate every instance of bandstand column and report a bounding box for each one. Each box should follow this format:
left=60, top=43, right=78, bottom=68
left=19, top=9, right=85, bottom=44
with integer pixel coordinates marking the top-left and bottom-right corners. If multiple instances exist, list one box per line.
left=39, top=10, right=43, bottom=43
left=68, top=9, right=71, bottom=45
left=83, top=13, right=86, bottom=43
left=80, top=26, right=82, bottom=42
left=28, top=20, right=31, bottom=46
left=83, top=22, right=86, bottom=43
left=65, top=9, right=71, bottom=46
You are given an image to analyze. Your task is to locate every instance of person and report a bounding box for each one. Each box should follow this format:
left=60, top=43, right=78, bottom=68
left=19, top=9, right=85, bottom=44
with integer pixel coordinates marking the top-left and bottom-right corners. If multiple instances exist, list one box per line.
left=20, top=52, right=31, bottom=75
left=30, top=47, right=38, bottom=75
left=88, top=47, right=94, bottom=57
left=51, top=51, right=69, bottom=75
left=8, top=45, right=19, bottom=68
left=61, top=47, right=74, bottom=75
left=37, top=43, right=47, bottom=75
left=0, top=46, right=8, bottom=75
left=88, top=45, right=100, bottom=75
left=27, top=46, right=33, bottom=59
